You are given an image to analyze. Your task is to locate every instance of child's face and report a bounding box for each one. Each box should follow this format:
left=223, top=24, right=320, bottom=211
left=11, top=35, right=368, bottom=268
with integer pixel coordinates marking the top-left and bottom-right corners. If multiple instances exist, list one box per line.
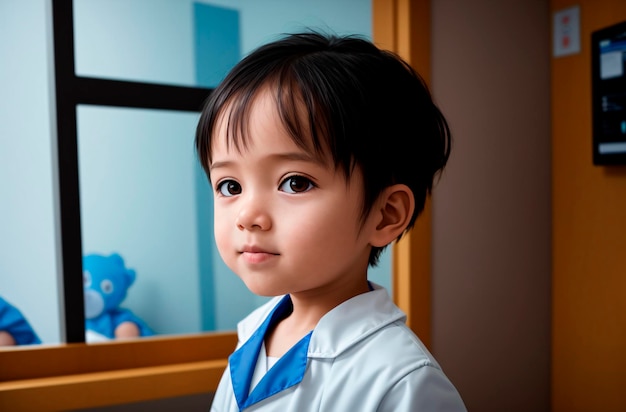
left=208, top=89, right=376, bottom=298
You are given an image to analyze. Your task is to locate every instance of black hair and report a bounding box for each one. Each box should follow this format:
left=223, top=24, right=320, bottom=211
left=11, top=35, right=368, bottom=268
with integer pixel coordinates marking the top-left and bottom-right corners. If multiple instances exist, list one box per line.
left=195, top=30, right=451, bottom=266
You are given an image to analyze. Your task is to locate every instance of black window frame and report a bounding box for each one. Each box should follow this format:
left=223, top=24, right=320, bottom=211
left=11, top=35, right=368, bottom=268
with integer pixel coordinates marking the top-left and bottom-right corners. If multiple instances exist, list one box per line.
left=52, top=0, right=213, bottom=342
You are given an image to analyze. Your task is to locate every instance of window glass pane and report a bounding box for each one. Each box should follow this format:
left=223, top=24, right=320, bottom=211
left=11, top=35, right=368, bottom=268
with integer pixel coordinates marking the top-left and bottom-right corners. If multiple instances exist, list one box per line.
left=73, top=0, right=373, bottom=88
left=73, top=0, right=241, bottom=88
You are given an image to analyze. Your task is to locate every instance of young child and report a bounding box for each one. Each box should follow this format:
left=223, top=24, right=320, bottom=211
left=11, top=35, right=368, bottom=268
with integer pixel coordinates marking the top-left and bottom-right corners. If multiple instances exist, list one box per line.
left=196, top=31, right=466, bottom=411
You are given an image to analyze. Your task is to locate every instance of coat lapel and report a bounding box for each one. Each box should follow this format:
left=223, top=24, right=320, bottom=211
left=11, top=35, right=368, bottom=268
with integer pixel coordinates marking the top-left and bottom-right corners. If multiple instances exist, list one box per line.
left=229, top=295, right=312, bottom=410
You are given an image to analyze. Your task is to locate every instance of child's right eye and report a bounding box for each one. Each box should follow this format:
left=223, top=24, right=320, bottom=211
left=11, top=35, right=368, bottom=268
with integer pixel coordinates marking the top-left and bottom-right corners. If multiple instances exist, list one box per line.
left=216, top=180, right=242, bottom=197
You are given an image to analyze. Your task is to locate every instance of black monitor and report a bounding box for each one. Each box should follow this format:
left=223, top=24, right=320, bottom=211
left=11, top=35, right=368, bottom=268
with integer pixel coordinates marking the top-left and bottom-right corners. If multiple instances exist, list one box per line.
left=592, top=20, right=626, bottom=165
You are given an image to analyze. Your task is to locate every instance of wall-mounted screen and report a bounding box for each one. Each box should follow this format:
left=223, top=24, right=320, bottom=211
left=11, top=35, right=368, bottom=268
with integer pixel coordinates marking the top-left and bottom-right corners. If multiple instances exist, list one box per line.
left=592, top=20, right=626, bottom=165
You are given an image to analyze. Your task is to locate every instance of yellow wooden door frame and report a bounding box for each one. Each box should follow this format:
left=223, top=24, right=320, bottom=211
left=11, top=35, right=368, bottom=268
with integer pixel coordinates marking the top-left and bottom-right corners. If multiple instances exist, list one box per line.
left=373, top=0, right=432, bottom=347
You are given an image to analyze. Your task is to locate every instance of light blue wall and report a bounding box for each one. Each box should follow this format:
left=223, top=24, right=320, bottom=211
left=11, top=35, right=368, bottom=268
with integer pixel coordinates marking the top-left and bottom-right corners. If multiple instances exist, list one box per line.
left=0, top=0, right=386, bottom=343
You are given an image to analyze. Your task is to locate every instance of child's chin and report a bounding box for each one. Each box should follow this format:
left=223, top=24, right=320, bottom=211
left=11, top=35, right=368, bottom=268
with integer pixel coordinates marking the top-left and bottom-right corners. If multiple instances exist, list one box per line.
left=244, top=282, right=286, bottom=298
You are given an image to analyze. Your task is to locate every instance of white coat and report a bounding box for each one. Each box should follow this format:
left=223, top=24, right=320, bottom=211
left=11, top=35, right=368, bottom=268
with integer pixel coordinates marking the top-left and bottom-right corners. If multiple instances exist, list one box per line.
left=210, top=283, right=467, bottom=411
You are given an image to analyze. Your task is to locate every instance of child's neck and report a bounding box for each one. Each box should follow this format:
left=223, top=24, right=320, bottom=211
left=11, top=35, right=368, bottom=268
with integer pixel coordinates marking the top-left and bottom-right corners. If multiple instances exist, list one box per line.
left=264, top=280, right=370, bottom=357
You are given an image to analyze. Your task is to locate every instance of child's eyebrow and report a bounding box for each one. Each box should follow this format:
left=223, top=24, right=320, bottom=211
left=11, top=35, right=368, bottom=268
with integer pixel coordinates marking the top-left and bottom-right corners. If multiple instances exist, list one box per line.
left=209, top=151, right=327, bottom=171
left=273, top=151, right=325, bottom=165
left=208, top=160, right=233, bottom=172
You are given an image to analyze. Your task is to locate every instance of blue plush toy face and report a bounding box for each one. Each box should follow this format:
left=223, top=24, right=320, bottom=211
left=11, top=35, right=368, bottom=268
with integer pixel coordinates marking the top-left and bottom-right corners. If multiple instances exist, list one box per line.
left=83, top=254, right=136, bottom=320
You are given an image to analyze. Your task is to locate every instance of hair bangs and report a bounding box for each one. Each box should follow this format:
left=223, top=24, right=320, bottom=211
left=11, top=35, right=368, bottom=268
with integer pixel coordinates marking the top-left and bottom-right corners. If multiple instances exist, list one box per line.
left=274, top=67, right=334, bottom=164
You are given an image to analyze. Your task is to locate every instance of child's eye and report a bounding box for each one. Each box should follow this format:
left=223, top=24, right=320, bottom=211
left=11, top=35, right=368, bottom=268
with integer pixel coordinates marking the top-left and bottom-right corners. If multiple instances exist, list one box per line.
left=216, top=180, right=242, bottom=197
left=279, top=175, right=315, bottom=194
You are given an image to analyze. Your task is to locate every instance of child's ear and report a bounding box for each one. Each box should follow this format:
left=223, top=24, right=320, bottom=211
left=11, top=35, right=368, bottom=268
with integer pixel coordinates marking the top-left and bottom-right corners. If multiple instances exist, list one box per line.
left=369, top=184, right=415, bottom=247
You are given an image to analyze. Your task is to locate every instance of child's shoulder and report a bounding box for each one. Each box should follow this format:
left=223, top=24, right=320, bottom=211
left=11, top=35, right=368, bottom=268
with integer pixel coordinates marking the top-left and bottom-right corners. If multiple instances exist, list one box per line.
left=364, top=317, right=441, bottom=369
left=312, top=286, right=439, bottom=369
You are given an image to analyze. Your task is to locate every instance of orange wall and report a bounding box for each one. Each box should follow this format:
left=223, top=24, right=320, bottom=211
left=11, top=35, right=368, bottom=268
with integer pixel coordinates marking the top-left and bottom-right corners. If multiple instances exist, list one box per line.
left=551, top=1, right=626, bottom=411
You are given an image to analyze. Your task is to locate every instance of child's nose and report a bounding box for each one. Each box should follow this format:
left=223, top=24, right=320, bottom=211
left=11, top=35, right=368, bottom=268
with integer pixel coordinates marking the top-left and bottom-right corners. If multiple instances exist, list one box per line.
left=235, top=202, right=271, bottom=231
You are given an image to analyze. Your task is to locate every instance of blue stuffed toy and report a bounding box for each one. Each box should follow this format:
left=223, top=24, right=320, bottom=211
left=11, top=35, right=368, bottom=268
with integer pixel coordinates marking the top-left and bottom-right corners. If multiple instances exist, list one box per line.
left=83, top=253, right=154, bottom=342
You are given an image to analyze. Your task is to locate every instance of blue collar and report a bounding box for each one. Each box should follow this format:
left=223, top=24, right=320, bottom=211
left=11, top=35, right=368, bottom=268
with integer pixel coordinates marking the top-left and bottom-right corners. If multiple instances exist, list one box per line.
left=229, top=295, right=312, bottom=410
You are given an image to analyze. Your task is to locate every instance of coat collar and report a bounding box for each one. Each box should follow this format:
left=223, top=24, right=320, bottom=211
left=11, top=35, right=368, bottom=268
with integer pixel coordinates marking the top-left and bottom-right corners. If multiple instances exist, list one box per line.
left=230, top=295, right=312, bottom=410
left=230, top=283, right=406, bottom=409
left=307, top=283, right=406, bottom=358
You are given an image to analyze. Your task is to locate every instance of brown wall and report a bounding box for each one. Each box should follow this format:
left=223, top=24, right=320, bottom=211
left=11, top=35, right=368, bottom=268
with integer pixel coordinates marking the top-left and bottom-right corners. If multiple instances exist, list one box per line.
left=550, top=1, right=626, bottom=411
left=430, top=1, right=552, bottom=411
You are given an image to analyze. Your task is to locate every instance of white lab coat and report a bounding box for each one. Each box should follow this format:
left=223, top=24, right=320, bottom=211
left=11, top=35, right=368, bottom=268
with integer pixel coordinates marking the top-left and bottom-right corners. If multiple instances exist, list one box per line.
left=210, top=283, right=466, bottom=411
